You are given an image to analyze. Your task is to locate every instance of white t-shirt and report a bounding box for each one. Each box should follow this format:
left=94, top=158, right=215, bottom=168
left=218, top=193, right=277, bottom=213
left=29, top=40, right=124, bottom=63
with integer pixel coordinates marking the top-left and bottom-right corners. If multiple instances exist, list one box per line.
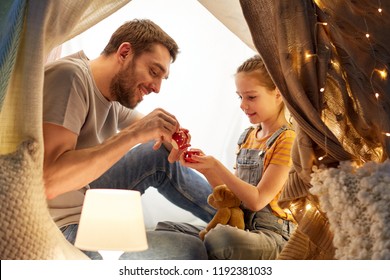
left=43, top=51, right=142, bottom=228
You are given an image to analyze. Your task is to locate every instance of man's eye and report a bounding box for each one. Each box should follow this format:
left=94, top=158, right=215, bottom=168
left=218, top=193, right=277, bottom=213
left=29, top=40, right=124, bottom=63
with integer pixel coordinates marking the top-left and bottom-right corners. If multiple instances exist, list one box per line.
left=150, top=69, right=157, bottom=76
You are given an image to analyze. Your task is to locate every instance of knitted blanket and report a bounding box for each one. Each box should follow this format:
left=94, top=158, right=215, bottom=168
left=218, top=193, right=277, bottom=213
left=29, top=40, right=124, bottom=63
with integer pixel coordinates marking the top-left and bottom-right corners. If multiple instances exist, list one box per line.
left=0, top=0, right=130, bottom=259
left=0, top=140, right=88, bottom=259
left=311, top=160, right=390, bottom=259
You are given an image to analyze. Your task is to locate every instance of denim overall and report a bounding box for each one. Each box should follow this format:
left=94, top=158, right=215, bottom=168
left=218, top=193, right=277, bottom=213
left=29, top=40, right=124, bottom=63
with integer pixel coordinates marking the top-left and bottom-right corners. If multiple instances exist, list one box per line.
left=236, top=126, right=295, bottom=241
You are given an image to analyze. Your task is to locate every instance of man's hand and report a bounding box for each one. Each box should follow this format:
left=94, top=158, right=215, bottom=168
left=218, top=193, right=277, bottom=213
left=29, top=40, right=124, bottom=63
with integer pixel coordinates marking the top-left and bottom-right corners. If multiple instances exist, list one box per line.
left=130, top=108, right=180, bottom=145
left=166, top=144, right=190, bottom=163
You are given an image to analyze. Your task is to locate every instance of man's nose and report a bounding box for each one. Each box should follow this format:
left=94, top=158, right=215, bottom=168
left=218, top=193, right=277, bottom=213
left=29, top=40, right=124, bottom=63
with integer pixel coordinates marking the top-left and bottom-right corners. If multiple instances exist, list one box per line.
left=151, top=79, right=162, bottom=93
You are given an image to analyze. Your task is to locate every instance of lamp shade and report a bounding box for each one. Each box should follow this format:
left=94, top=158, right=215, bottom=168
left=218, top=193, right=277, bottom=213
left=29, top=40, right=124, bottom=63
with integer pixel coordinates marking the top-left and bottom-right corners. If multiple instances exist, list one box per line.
left=75, top=189, right=148, bottom=252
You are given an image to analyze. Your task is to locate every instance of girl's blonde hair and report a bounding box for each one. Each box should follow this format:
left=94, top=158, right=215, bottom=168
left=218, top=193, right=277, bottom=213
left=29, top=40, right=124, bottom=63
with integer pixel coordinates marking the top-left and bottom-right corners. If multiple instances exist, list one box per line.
left=236, top=55, right=275, bottom=91
left=237, top=55, right=292, bottom=124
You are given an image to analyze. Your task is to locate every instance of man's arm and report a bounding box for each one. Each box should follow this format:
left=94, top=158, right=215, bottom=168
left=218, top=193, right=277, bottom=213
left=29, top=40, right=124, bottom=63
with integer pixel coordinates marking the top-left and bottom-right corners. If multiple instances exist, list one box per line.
left=43, top=108, right=178, bottom=199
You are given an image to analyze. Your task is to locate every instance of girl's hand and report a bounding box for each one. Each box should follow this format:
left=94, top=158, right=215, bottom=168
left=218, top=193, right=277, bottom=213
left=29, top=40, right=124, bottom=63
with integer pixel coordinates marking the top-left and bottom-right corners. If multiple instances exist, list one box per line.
left=180, top=148, right=216, bottom=173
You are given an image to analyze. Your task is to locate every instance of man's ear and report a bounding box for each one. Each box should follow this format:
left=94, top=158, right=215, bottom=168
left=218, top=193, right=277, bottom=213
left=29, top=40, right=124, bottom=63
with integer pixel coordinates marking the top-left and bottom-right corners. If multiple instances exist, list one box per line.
left=117, top=42, right=132, bottom=62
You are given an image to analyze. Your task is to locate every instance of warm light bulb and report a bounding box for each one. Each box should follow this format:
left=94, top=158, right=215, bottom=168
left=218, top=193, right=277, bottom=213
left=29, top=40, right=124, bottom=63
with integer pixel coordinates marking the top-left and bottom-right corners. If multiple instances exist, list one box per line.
left=320, top=87, right=325, bottom=92
left=378, top=8, right=382, bottom=13
left=377, top=69, right=387, bottom=79
left=375, top=93, right=380, bottom=99
left=366, top=33, right=370, bottom=38
left=305, top=53, right=313, bottom=59
left=316, top=22, right=328, bottom=26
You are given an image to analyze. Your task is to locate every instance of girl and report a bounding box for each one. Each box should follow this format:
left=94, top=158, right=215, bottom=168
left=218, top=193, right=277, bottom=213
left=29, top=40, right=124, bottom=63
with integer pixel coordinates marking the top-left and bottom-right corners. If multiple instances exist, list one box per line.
left=180, top=55, right=296, bottom=259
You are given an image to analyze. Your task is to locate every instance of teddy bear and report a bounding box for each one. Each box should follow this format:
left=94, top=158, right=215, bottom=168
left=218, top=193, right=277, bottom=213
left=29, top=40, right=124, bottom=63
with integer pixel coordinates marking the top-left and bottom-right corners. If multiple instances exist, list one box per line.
left=199, top=184, right=245, bottom=240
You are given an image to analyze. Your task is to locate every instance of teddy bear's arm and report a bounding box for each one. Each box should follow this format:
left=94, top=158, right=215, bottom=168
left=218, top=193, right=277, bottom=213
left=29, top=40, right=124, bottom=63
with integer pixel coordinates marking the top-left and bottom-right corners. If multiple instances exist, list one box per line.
left=204, top=207, right=231, bottom=231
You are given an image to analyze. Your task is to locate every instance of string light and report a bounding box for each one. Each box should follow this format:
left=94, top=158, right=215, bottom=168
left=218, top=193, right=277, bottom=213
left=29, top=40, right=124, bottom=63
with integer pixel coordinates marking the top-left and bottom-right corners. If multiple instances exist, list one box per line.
left=376, top=69, right=388, bottom=79
left=315, top=22, right=328, bottom=26
left=312, top=0, right=387, bottom=161
left=378, top=0, right=383, bottom=14
left=318, top=155, right=325, bottom=161
left=305, top=52, right=317, bottom=60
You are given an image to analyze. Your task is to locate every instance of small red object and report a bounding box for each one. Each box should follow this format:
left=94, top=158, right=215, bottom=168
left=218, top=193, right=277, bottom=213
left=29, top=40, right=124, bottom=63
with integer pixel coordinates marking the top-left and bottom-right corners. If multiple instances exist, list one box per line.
left=184, top=150, right=200, bottom=163
left=171, top=129, right=191, bottom=150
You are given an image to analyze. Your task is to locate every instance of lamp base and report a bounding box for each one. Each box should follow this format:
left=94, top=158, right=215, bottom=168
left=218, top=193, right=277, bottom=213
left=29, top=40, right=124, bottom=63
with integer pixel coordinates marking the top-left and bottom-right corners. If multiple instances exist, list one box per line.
left=98, top=250, right=123, bottom=260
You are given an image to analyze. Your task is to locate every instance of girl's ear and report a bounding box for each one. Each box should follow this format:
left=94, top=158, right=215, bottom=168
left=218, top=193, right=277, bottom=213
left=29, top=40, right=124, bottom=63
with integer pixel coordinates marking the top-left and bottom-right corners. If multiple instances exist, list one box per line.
left=275, top=87, right=281, bottom=98
left=274, top=88, right=283, bottom=103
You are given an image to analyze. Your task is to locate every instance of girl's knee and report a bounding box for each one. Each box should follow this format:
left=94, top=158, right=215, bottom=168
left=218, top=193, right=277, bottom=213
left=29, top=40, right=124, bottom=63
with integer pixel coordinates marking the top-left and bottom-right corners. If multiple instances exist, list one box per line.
left=204, top=225, right=241, bottom=259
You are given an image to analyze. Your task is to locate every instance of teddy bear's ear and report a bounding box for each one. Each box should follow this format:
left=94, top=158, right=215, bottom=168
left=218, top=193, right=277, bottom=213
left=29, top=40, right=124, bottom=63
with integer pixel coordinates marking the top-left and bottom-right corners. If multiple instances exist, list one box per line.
left=213, top=186, right=225, bottom=201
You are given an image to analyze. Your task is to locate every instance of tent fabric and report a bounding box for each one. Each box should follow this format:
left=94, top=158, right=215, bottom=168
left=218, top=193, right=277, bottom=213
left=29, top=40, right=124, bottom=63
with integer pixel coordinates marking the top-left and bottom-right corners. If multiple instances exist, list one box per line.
left=1, top=0, right=390, bottom=260
left=239, top=0, right=390, bottom=259
left=0, top=0, right=130, bottom=260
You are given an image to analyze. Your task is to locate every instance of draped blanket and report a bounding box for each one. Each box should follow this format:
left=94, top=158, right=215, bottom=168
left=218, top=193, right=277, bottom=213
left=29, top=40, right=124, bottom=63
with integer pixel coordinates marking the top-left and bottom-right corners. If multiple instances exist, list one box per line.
left=0, top=0, right=130, bottom=260
left=311, top=160, right=390, bottom=259
left=239, top=0, right=390, bottom=259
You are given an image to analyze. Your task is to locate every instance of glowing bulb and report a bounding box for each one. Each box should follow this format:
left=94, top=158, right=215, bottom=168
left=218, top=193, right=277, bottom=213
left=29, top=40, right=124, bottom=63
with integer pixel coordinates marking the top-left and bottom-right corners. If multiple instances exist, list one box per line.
left=320, top=88, right=325, bottom=92
left=384, top=132, right=390, bottom=137
left=305, top=203, right=312, bottom=211
left=378, top=8, right=382, bottom=13
left=317, top=22, right=328, bottom=26
left=318, top=156, right=325, bottom=161
left=366, top=33, right=370, bottom=38
left=305, top=52, right=315, bottom=59
left=377, top=69, right=387, bottom=79
left=375, top=93, right=380, bottom=99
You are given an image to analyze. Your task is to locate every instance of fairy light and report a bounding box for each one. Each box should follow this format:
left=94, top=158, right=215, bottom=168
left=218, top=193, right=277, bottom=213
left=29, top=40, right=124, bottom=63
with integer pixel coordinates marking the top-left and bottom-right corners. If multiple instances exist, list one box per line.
left=315, top=21, right=328, bottom=26
left=305, top=52, right=317, bottom=60
left=312, top=0, right=387, bottom=161
left=377, top=69, right=388, bottom=79
left=378, top=0, right=383, bottom=14
left=318, top=155, right=327, bottom=161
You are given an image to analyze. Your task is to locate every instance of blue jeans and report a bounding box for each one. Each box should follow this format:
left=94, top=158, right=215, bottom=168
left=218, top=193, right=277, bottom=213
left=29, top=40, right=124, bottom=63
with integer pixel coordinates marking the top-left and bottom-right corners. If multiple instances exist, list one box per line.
left=63, top=141, right=215, bottom=259
left=89, top=141, right=215, bottom=222
left=62, top=224, right=208, bottom=260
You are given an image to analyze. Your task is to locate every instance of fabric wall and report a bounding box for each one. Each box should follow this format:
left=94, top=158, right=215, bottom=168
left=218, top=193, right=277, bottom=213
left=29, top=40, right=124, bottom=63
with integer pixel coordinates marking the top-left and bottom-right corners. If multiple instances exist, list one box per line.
left=1, top=0, right=389, bottom=260
left=239, top=0, right=390, bottom=259
left=0, top=0, right=130, bottom=260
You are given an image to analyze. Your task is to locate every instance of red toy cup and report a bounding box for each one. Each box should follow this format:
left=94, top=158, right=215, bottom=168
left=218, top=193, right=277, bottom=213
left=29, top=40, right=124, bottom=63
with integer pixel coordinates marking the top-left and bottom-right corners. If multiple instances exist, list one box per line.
left=171, top=129, right=191, bottom=150
left=184, top=150, right=200, bottom=163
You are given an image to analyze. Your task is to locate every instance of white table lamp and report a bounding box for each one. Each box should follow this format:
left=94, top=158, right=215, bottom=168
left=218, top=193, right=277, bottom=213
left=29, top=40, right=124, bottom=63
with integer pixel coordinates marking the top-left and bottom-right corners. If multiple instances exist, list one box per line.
left=75, top=189, right=148, bottom=260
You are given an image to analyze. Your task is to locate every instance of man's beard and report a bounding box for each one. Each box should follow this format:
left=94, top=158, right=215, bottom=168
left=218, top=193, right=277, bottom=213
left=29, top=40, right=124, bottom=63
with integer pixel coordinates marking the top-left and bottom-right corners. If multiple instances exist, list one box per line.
left=110, top=60, right=139, bottom=109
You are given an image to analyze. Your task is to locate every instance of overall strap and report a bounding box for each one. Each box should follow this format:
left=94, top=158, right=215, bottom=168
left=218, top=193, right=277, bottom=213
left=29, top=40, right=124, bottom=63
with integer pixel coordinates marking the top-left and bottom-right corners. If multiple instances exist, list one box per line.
left=237, top=126, right=255, bottom=146
left=265, top=125, right=288, bottom=149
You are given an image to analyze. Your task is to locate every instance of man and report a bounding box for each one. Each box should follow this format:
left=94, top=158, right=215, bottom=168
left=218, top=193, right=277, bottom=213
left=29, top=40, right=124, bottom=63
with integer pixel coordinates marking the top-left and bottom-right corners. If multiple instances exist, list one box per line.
left=43, top=19, right=214, bottom=259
